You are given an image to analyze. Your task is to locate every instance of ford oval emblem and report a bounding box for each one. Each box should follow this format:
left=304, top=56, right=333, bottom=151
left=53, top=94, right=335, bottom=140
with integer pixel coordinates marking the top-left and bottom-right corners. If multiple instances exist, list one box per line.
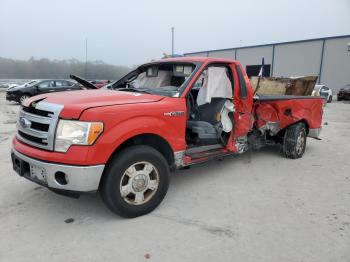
left=19, top=117, right=31, bottom=129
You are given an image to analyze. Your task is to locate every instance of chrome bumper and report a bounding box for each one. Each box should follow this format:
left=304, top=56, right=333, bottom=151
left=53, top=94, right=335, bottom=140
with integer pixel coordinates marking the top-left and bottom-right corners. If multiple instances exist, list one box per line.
left=11, top=149, right=105, bottom=192
left=308, top=128, right=322, bottom=139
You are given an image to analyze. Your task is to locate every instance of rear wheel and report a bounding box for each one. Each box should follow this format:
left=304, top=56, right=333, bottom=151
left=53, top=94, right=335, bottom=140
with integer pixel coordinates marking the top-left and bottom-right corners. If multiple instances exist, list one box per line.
left=282, top=122, right=307, bottom=159
left=100, top=145, right=170, bottom=218
left=338, top=96, right=342, bottom=101
left=328, top=95, right=332, bottom=103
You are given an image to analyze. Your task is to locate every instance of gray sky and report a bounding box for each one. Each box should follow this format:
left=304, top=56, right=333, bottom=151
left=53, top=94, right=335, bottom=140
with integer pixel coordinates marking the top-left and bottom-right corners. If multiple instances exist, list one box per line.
left=0, top=0, right=349, bottom=66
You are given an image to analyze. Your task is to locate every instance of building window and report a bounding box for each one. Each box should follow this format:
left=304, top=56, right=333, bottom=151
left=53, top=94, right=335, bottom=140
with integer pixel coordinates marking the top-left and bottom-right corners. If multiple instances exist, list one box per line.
left=245, top=64, right=271, bottom=78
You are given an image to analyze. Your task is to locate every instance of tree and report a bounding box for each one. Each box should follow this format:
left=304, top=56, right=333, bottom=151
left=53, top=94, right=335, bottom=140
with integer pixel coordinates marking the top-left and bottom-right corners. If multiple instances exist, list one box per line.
left=0, top=57, right=132, bottom=80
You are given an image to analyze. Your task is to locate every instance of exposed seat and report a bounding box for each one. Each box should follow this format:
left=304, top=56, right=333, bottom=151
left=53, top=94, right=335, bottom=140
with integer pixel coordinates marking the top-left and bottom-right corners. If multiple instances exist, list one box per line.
left=187, top=98, right=227, bottom=143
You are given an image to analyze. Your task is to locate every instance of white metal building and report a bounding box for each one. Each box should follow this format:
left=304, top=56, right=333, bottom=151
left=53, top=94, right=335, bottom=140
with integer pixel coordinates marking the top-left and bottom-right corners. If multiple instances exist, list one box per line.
left=184, top=35, right=350, bottom=93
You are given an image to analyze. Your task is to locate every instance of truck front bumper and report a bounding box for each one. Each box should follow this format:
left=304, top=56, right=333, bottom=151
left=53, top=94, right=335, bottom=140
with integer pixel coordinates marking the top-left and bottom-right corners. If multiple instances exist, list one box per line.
left=6, top=92, right=18, bottom=102
left=11, top=149, right=105, bottom=193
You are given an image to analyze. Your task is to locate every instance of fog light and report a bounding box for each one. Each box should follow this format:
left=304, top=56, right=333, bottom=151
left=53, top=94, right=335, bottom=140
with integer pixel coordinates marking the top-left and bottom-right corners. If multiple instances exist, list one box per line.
left=55, top=171, right=68, bottom=185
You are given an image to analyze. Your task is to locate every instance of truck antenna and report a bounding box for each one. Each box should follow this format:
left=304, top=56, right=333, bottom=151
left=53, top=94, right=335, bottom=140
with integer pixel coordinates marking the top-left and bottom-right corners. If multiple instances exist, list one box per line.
left=171, top=27, right=174, bottom=56
left=253, top=57, right=264, bottom=96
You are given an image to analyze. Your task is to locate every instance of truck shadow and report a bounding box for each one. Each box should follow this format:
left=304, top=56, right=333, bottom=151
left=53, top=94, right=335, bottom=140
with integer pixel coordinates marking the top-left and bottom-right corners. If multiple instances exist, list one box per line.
left=17, top=145, right=294, bottom=221
left=25, top=187, right=121, bottom=221
left=170, top=145, right=282, bottom=187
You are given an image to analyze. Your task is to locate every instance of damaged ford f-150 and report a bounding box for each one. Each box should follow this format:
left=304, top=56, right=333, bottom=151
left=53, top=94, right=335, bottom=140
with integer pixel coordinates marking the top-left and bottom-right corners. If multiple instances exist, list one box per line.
left=11, top=57, right=323, bottom=218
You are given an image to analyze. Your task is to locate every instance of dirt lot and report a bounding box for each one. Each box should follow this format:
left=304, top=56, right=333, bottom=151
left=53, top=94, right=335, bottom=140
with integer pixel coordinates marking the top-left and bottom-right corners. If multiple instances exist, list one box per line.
left=0, top=91, right=349, bottom=262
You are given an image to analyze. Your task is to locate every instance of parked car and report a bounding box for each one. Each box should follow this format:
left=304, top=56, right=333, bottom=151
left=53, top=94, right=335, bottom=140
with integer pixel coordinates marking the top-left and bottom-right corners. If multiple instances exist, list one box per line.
left=312, top=84, right=333, bottom=103
left=11, top=57, right=323, bottom=218
left=6, top=80, right=39, bottom=91
left=337, top=84, right=350, bottom=101
left=6, top=79, right=83, bottom=104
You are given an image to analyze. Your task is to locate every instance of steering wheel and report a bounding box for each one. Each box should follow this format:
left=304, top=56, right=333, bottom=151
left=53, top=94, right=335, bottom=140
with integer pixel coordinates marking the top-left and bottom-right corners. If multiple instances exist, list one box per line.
left=187, top=91, right=198, bottom=120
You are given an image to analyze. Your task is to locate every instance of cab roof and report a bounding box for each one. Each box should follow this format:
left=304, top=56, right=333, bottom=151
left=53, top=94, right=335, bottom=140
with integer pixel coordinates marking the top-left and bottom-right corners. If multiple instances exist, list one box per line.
left=153, top=56, right=238, bottom=64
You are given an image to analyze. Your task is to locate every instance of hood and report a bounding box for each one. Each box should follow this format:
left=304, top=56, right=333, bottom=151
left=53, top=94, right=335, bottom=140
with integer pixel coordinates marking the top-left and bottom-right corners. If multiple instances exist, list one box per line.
left=24, top=89, right=165, bottom=119
left=7, top=80, right=39, bottom=91
left=70, top=74, right=97, bottom=89
left=7, top=84, right=18, bottom=90
left=340, top=86, right=350, bottom=92
left=7, top=84, right=28, bottom=91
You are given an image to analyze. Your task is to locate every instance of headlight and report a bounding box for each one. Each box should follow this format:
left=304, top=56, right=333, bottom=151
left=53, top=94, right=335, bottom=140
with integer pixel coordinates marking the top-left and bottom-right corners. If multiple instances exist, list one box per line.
left=55, top=120, right=103, bottom=152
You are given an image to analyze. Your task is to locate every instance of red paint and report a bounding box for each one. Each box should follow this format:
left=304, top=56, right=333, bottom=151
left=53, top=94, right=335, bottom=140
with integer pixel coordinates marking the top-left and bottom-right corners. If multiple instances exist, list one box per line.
left=15, top=57, right=324, bottom=167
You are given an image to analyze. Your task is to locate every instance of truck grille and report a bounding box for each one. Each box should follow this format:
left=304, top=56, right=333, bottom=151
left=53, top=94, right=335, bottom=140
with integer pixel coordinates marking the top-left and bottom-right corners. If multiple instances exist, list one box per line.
left=16, top=101, right=63, bottom=151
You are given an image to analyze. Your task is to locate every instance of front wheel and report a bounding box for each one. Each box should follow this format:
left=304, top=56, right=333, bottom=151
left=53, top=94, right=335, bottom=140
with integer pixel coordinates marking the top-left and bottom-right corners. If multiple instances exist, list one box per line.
left=19, top=94, right=30, bottom=105
left=100, top=145, right=170, bottom=218
left=282, top=122, right=307, bottom=159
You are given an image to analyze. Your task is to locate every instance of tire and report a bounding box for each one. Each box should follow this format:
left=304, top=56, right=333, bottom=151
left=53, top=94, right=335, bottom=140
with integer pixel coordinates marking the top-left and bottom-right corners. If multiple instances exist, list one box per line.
left=328, top=95, right=332, bottom=103
left=338, top=97, right=342, bottom=101
left=282, top=122, right=307, bottom=159
left=19, top=94, right=30, bottom=105
left=100, top=145, right=170, bottom=218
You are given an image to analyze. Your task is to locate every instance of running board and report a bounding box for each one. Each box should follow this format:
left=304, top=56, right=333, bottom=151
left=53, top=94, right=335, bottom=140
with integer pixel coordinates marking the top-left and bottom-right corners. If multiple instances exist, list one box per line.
left=188, top=149, right=225, bottom=160
left=185, top=144, right=223, bottom=156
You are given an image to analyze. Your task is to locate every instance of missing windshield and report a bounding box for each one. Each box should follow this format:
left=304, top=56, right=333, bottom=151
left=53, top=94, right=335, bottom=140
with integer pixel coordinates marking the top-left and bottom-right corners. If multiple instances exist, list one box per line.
left=109, top=62, right=198, bottom=97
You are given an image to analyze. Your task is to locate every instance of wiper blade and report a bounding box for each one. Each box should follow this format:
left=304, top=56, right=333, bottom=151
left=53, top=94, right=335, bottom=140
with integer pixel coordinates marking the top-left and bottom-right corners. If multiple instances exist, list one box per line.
left=117, top=87, right=152, bottom=94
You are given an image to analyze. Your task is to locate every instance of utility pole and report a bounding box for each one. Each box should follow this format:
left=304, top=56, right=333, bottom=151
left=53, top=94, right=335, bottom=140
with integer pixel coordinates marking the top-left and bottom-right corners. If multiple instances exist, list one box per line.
left=84, top=38, right=88, bottom=78
left=171, top=27, right=174, bottom=56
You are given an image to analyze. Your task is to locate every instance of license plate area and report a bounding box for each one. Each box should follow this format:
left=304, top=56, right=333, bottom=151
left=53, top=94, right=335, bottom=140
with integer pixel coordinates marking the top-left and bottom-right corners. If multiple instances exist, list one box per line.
left=29, top=164, right=47, bottom=184
left=12, top=153, right=47, bottom=185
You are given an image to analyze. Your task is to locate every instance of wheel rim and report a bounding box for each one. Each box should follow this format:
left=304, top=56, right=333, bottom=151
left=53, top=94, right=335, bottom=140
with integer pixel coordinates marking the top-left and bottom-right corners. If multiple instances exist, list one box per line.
left=119, top=161, right=160, bottom=206
left=296, top=130, right=306, bottom=155
left=20, top=95, right=29, bottom=104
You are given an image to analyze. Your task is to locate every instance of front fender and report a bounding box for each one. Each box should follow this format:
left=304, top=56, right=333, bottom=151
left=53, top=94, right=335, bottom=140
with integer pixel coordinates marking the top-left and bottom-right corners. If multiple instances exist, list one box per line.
left=85, top=115, right=185, bottom=164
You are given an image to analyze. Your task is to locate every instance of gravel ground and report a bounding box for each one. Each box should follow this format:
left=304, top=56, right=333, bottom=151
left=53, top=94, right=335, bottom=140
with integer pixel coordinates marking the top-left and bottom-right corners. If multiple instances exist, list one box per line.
left=0, top=91, right=349, bottom=262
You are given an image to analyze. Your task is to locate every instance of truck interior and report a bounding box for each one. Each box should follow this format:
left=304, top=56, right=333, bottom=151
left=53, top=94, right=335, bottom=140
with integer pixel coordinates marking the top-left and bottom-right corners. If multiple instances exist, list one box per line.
left=185, top=65, right=234, bottom=152
left=106, top=63, right=197, bottom=97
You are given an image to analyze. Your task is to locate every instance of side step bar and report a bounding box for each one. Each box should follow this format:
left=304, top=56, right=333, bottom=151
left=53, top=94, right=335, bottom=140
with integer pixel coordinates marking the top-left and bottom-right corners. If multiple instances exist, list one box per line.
left=185, top=144, right=224, bottom=159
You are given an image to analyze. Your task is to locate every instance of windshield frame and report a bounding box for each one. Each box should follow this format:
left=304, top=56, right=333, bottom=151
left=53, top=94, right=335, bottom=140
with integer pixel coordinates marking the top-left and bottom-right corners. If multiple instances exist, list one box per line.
left=103, top=61, right=202, bottom=97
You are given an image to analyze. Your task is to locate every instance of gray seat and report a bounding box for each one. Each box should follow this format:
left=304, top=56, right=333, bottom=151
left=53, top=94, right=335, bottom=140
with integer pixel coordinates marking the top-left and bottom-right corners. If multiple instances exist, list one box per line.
left=187, top=98, right=227, bottom=142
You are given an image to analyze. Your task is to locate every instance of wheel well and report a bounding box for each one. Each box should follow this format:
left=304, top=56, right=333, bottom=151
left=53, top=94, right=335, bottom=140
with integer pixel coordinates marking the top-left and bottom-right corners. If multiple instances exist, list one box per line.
left=107, top=134, right=175, bottom=169
left=297, top=119, right=309, bottom=134
left=274, top=120, right=309, bottom=143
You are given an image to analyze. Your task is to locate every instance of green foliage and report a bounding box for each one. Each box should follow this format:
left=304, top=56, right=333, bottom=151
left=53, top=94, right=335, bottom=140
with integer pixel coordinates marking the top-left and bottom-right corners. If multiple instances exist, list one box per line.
left=0, top=57, right=132, bottom=80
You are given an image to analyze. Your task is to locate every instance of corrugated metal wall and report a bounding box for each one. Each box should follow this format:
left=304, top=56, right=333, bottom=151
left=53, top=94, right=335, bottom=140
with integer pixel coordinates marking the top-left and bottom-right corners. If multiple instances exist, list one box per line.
left=184, top=35, right=350, bottom=93
left=273, top=41, right=323, bottom=77
left=208, top=49, right=236, bottom=59
left=236, top=46, right=273, bottom=70
left=321, top=37, right=350, bottom=92
left=185, top=52, right=207, bottom=57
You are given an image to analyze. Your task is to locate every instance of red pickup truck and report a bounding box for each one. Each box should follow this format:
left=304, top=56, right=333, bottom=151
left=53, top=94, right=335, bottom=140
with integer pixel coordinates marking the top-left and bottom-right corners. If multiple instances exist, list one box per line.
left=11, top=57, right=323, bottom=218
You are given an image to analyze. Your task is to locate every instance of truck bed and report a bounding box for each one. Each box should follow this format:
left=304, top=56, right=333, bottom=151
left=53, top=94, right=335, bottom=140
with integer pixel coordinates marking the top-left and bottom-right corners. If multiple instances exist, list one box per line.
left=253, top=94, right=323, bottom=136
left=256, top=94, right=322, bottom=101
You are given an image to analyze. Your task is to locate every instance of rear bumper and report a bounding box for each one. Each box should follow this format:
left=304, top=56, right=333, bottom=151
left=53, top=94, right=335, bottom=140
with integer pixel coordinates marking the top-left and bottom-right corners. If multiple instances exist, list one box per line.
left=11, top=149, right=105, bottom=192
left=308, top=128, right=322, bottom=139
